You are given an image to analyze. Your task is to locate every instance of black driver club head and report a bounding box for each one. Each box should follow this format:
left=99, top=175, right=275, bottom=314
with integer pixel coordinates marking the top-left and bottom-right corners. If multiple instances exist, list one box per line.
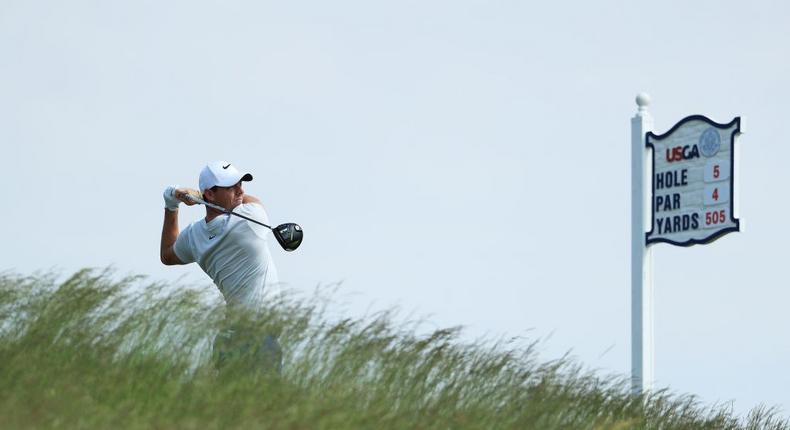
left=273, top=223, right=303, bottom=251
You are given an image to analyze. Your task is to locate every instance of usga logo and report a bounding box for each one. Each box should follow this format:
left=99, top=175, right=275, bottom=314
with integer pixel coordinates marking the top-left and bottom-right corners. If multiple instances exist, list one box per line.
left=666, top=145, right=700, bottom=163
left=699, top=127, right=721, bottom=157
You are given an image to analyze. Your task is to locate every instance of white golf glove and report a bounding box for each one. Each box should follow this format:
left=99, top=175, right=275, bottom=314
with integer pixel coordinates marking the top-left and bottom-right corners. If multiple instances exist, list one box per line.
left=163, top=186, right=181, bottom=211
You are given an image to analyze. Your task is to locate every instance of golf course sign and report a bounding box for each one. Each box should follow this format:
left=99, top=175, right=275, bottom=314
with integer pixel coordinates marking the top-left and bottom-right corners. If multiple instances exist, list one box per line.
left=645, top=115, right=741, bottom=246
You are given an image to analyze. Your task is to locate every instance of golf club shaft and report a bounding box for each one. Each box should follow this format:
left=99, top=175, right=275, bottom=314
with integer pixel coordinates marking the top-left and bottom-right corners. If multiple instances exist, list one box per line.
left=183, top=194, right=273, bottom=230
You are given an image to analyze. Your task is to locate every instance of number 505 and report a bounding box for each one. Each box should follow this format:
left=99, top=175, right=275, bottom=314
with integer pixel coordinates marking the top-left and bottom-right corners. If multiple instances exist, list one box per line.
left=705, top=210, right=726, bottom=225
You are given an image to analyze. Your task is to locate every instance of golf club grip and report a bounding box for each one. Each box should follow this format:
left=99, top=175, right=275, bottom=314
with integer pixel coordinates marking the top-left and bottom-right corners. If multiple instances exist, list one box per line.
left=181, top=193, right=200, bottom=204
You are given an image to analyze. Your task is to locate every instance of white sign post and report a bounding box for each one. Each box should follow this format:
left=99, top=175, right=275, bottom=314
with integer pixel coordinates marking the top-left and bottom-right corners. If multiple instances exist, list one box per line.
left=631, top=93, right=654, bottom=394
left=630, top=93, right=742, bottom=395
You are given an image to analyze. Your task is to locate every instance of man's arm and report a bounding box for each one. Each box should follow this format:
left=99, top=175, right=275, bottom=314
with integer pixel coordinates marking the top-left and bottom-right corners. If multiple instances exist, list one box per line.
left=160, top=186, right=196, bottom=266
left=160, top=209, right=184, bottom=265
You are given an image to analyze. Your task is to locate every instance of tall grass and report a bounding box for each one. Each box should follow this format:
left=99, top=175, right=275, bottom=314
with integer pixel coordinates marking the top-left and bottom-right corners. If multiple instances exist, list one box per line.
left=0, top=269, right=786, bottom=429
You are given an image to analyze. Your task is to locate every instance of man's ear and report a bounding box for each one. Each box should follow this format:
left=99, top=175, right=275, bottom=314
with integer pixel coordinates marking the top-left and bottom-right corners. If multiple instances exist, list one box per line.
left=203, top=189, right=214, bottom=204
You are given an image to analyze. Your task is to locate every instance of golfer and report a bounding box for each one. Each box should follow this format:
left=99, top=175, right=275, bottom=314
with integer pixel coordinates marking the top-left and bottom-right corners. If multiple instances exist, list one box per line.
left=160, top=161, right=282, bottom=373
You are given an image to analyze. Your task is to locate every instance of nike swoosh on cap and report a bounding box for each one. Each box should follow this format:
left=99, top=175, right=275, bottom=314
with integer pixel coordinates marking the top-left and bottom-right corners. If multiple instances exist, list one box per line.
left=222, top=164, right=231, bottom=169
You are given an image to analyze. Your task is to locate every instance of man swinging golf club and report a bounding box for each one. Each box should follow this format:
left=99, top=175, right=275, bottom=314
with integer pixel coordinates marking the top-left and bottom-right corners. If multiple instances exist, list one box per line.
left=160, top=161, right=291, bottom=373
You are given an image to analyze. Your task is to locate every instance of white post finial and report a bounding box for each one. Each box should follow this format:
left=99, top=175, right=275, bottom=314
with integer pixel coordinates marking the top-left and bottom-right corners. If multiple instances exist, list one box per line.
left=636, top=93, right=651, bottom=113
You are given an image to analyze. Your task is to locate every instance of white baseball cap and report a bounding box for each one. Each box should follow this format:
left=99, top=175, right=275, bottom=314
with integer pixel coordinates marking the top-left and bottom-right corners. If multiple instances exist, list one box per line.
left=199, top=161, right=253, bottom=193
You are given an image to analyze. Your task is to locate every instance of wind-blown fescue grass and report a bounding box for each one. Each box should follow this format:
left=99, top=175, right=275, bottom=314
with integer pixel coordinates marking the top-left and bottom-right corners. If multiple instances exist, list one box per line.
left=0, top=269, right=786, bottom=429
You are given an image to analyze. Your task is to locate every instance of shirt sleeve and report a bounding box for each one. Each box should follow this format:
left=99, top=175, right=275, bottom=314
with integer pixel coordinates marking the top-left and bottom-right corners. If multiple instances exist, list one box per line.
left=238, top=203, right=269, bottom=221
left=237, top=203, right=272, bottom=239
left=173, top=225, right=196, bottom=264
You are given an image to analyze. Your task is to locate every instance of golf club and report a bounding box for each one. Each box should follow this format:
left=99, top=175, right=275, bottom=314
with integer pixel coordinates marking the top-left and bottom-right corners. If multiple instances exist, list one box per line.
left=183, top=194, right=303, bottom=252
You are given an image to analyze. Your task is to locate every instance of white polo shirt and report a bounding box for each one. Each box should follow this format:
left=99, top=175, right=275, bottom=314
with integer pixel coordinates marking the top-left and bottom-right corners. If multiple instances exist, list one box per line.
left=174, top=203, right=280, bottom=312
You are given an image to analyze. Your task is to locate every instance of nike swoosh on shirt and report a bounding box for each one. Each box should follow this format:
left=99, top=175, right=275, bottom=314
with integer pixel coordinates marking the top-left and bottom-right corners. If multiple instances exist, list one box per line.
left=209, top=235, right=216, bottom=240
left=222, top=164, right=230, bottom=169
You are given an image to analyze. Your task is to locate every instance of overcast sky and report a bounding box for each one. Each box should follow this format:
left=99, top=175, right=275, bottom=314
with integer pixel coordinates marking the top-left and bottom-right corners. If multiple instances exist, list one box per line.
left=3, top=0, right=789, bottom=415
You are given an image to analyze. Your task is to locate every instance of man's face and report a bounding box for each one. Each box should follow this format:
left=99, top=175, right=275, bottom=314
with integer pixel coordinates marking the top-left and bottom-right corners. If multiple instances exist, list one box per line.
left=205, top=181, right=244, bottom=210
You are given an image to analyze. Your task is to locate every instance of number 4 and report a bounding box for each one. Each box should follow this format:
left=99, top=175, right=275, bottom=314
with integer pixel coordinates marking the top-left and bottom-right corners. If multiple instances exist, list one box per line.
left=712, top=188, right=719, bottom=201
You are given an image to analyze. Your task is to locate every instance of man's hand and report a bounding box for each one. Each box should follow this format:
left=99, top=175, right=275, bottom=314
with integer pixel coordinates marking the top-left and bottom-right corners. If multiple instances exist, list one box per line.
left=164, top=186, right=201, bottom=211
left=163, top=186, right=181, bottom=211
left=175, top=188, right=201, bottom=206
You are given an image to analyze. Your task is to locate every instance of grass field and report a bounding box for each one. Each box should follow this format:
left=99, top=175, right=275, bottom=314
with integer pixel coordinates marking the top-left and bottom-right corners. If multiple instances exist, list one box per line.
left=0, top=269, right=787, bottom=429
